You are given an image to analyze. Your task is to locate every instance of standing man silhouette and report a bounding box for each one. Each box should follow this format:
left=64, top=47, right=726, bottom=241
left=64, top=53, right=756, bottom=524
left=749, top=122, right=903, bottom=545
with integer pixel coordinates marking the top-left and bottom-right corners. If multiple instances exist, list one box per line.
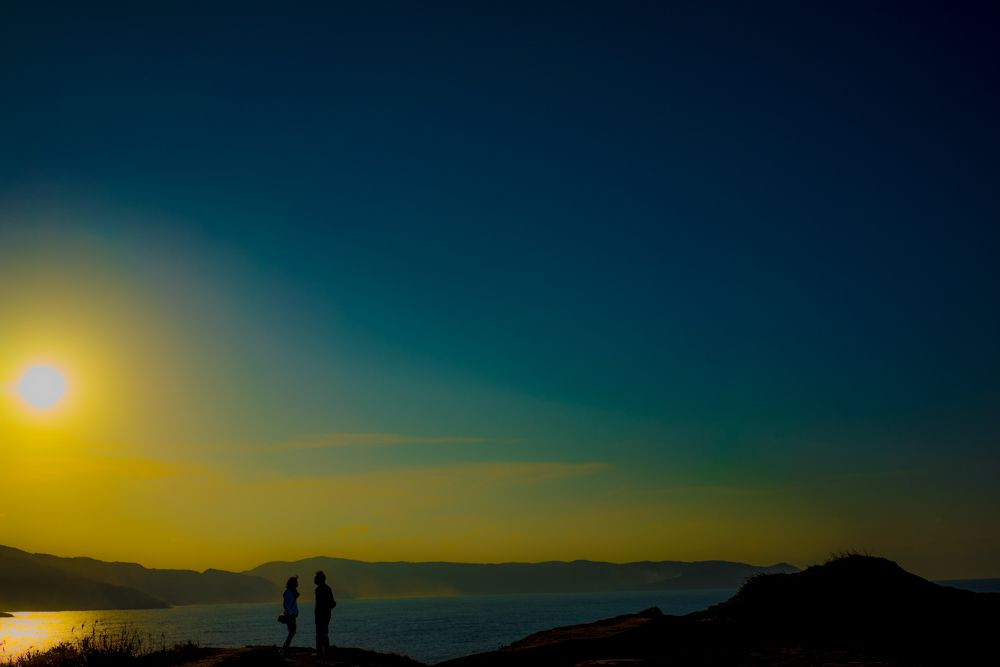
left=314, top=570, right=337, bottom=656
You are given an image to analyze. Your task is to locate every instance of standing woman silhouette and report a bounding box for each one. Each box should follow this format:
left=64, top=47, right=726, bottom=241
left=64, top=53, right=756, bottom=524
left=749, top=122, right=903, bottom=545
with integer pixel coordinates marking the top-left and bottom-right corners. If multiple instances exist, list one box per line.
left=280, top=575, right=299, bottom=655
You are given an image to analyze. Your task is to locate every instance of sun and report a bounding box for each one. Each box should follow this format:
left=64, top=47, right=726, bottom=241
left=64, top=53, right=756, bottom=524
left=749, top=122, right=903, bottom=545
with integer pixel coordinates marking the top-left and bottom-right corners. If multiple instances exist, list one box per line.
left=16, top=364, right=68, bottom=410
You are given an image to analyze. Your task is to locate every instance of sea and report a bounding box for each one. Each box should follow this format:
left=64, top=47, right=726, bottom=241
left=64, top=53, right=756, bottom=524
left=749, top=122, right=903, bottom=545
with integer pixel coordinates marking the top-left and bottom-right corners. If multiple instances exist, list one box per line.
left=1, top=590, right=728, bottom=663
left=2, top=581, right=996, bottom=664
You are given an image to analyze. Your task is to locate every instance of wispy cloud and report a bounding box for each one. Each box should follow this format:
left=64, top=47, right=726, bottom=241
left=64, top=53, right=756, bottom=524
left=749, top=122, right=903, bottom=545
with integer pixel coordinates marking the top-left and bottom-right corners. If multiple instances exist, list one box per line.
left=5, top=452, right=198, bottom=481
left=281, top=432, right=487, bottom=449
left=255, top=461, right=610, bottom=501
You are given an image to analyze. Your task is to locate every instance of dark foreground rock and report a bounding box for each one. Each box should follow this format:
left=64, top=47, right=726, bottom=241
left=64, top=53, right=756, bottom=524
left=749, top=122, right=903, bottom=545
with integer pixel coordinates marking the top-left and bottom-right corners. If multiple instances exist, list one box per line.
left=173, top=645, right=424, bottom=667
left=439, top=555, right=1000, bottom=666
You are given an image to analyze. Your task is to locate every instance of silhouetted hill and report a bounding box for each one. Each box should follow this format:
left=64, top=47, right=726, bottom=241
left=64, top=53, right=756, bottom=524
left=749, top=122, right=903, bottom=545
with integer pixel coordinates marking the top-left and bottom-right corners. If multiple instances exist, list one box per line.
left=440, top=555, right=1000, bottom=666
left=28, top=553, right=278, bottom=605
left=1, top=543, right=795, bottom=611
left=246, top=557, right=797, bottom=600
left=0, top=546, right=166, bottom=611
left=0, top=545, right=277, bottom=610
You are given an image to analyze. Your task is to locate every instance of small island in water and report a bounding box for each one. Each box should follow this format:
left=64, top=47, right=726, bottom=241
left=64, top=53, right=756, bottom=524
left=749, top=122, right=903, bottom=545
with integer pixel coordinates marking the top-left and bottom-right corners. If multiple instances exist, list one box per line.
left=6, top=555, right=998, bottom=667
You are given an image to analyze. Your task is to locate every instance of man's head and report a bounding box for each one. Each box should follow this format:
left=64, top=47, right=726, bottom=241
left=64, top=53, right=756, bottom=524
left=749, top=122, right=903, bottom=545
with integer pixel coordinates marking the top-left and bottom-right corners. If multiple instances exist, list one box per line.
left=314, top=570, right=327, bottom=585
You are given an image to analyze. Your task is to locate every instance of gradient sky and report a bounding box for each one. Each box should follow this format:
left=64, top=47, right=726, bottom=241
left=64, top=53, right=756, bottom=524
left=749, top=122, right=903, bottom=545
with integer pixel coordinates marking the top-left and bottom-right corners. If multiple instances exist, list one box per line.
left=1, top=1, right=998, bottom=579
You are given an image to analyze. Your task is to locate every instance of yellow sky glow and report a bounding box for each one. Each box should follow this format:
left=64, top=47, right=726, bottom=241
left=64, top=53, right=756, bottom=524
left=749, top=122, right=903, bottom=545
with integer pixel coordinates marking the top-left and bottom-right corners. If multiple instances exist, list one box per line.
left=1, top=235, right=997, bottom=581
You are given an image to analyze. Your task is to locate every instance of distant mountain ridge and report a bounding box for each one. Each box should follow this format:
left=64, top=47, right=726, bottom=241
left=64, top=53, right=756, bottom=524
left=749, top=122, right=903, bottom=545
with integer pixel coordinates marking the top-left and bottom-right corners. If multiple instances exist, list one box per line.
left=0, top=545, right=276, bottom=611
left=245, top=556, right=799, bottom=600
left=0, top=545, right=168, bottom=611
left=1, top=543, right=797, bottom=611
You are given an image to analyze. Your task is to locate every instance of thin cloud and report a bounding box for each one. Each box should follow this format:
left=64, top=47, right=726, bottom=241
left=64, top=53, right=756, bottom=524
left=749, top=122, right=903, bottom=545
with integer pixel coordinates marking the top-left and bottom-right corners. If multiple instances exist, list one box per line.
left=262, top=460, right=610, bottom=488
left=281, top=432, right=487, bottom=449
left=8, top=452, right=198, bottom=481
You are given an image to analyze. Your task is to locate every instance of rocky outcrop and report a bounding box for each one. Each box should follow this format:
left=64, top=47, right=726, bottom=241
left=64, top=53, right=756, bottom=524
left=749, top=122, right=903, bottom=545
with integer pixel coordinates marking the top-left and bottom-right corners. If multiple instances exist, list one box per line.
left=439, top=555, right=1000, bottom=666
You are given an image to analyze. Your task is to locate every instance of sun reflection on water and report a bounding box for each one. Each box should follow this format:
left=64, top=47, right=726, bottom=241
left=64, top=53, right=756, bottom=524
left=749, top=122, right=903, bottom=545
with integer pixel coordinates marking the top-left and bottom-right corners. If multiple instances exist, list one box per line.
left=0, top=611, right=128, bottom=660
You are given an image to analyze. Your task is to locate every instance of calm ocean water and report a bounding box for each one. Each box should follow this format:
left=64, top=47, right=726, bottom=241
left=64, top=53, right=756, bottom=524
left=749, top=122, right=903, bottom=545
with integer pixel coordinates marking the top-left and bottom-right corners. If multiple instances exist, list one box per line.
left=2, top=581, right=996, bottom=664
left=0, top=589, right=729, bottom=663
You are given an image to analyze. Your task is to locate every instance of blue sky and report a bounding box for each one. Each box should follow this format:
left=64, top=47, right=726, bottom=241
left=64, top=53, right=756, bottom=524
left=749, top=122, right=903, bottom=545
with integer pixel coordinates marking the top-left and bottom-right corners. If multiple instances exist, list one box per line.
left=1, top=1, right=998, bottom=576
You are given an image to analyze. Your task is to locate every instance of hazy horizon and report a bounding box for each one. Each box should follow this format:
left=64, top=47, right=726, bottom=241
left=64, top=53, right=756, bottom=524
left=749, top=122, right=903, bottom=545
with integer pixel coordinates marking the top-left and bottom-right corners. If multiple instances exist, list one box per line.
left=3, top=541, right=803, bottom=572
left=4, top=541, right=997, bottom=584
left=2, top=2, right=999, bottom=583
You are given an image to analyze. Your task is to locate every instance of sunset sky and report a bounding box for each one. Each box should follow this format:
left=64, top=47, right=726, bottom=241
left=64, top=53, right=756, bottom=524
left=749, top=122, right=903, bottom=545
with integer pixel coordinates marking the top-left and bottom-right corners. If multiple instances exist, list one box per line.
left=1, top=2, right=998, bottom=579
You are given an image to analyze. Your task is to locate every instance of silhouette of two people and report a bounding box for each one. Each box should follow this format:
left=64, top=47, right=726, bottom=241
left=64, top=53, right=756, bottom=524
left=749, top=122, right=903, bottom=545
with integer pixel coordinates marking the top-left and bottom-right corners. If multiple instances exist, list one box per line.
left=278, top=571, right=337, bottom=656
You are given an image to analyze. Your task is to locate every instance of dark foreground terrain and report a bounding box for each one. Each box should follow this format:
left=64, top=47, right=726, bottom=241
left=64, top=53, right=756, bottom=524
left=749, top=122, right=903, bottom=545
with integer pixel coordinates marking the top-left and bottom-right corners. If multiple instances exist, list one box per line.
left=441, top=555, right=1000, bottom=666
left=6, top=556, right=998, bottom=666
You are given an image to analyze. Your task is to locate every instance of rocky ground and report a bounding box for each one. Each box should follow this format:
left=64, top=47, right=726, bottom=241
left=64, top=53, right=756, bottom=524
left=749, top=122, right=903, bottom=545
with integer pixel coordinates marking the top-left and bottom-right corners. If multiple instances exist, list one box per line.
left=171, top=645, right=424, bottom=667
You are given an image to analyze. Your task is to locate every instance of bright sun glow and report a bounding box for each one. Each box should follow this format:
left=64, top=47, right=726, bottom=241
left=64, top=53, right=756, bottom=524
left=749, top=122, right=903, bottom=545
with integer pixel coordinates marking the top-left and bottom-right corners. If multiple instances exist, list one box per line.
left=17, top=364, right=67, bottom=410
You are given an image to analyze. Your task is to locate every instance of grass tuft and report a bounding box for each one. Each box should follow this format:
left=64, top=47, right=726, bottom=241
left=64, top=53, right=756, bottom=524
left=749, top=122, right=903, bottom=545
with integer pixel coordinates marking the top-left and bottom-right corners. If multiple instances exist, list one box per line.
left=1, top=623, right=204, bottom=667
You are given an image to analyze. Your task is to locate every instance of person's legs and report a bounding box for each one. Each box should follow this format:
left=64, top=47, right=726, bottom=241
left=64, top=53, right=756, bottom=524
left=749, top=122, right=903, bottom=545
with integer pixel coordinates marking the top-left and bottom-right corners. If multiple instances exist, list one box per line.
left=282, top=617, right=297, bottom=652
left=315, top=613, right=331, bottom=654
